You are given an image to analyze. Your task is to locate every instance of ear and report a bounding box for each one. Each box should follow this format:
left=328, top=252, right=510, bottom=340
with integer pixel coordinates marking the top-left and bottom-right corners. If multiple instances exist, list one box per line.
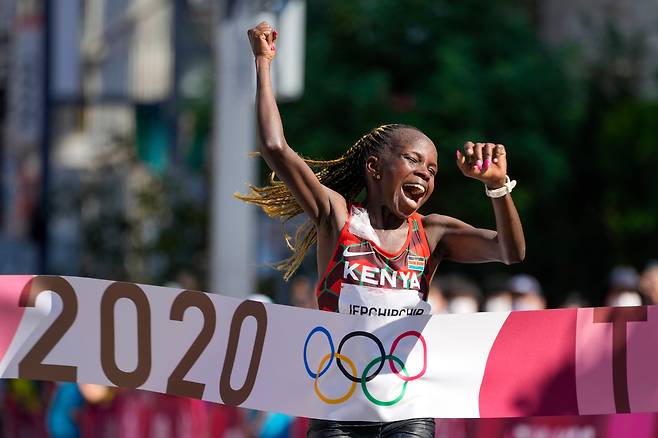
left=365, top=155, right=381, bottom=180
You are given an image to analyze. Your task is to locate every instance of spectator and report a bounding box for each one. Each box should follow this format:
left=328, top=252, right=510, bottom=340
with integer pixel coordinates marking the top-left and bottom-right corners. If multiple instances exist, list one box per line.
left=560, top=291, right=590, bottom=308
left=290, top=275, right=316, bottom=309
left=248, top=293, right=273, bottom=304
left=483, top=275, right=513, bottom=312
left=605, top=265, right=642, bottom=307
left=427, top=280, right=448, bottom=314
left=4, top=379, right=50, bottom=437
left=164, top=269, right=201, bottom=291
left=509, top=274, right=546, bottom=310
left=47, top=383, right=84, bottom=438
left=438, top=275, right=481, bottom=314
left=639, top=261, right=658, bottom=304
left=176, top=269, right=201, bottom=291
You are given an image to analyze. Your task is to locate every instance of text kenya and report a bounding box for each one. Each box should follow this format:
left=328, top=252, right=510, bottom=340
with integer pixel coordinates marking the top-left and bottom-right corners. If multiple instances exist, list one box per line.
left=343, top=262, right=421, bottom=290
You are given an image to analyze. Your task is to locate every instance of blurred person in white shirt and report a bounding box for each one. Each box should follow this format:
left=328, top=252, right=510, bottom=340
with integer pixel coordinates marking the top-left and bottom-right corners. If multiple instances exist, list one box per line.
left=437, top=274, right=482, bottom=314
left=427, top=279, right=448, bottom=314
left=483, top=274, right=513, bottom=312
left=508, top=274, right=546, bottom=310
left=605, top=265, right=642, bottom=307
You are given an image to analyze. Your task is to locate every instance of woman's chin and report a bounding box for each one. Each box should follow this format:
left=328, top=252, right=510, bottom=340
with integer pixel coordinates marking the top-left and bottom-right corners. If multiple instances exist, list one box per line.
left=395, top=196, right=420, bottom=217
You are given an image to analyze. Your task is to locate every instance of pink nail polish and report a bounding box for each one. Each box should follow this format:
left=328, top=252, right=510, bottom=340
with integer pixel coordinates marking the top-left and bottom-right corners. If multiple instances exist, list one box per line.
left=456, top=150, right=462, bottom=159
left=476, top=159, right=483, bottom=171
left=484, top=159, right=491, bottom=170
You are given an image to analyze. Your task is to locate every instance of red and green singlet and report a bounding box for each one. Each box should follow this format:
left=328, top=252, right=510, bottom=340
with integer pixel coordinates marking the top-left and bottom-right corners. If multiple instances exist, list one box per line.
left=316, top=204, right=433, bottom=316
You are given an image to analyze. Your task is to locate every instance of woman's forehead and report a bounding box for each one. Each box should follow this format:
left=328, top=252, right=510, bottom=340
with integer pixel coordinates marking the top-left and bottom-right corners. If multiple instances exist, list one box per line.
left=390, top=129, right=437, bottom=159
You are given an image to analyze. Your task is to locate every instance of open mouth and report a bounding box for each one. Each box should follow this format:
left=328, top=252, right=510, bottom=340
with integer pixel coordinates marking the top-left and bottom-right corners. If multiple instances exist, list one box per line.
left=402, top=183, right=426, bottom=203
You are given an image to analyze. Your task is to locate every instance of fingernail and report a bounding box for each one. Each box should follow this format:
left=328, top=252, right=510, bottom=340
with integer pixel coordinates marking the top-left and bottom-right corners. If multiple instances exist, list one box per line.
left=273, top=30, right=278, bottom=37
left=484, top=159, right=491, bottom=170
left=476, top=160, right=483, bottom=171
left=271, top=43, right=276, bottom=51
left=456, top=150, right=462, bottom=159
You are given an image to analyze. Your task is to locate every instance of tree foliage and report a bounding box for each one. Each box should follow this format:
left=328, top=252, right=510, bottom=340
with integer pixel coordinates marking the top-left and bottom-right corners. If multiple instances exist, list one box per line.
left=278, top=0, right=657, bottom=304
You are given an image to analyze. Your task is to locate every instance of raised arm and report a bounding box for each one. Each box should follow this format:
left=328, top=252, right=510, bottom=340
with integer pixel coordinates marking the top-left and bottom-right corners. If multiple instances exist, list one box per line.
left=427, top=142, right=525, bottom=265
left=247, top=22, right=344, bottom=225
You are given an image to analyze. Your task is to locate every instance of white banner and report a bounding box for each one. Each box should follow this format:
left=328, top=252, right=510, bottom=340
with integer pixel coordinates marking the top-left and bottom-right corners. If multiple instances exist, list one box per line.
left=1, top=276, right=657, bottom=420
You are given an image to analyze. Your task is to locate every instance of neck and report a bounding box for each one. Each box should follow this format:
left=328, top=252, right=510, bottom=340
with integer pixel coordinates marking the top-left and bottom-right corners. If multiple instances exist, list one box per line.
left=362, top=197, right=407, bottom=230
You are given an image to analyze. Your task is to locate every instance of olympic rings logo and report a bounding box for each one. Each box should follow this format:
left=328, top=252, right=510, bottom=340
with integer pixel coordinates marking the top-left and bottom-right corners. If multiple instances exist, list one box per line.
left=303, top=327, right=427, bottom=406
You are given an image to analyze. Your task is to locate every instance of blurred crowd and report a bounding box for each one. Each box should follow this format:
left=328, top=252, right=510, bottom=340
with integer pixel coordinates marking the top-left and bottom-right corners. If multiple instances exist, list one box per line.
left=425, top=262, right=658, bottom=315
left=281, top=261, right=658, bottom=318
left=1, top=261, right=658, bottom=438
left=0, top=380, right=311, bottom=438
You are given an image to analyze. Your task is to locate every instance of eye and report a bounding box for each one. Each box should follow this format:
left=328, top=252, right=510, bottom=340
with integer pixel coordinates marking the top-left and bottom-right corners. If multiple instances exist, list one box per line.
left=428, top=167, right=437, bottom=176
left=404, top=154, right=419, bottom=164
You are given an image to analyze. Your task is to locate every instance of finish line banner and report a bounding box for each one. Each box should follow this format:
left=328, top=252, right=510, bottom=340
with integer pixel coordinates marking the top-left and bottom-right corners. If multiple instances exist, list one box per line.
left=0, top=276, right=656, bottom=421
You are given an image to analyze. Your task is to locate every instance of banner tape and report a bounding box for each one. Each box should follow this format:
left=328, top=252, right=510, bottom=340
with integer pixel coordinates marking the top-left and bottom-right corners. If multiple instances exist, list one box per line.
left=0, top=275, right=655, bottom=421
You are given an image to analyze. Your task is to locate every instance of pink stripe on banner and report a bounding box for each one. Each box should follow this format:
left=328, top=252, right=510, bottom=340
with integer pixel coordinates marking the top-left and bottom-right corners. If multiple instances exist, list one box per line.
left=575, top=308, right=616, bottom=414
left=627, top=306, right=658, bottom=412
left=577, top=306, right=658, bottom=414
left=0, top=276, right=31, bottom=362
left=479, top=309, right=578, bottom=417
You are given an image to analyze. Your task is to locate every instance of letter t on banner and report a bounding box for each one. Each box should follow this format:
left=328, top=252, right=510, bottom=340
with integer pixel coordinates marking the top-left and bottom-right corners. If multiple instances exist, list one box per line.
left=593, top=306, right=647, bottom=413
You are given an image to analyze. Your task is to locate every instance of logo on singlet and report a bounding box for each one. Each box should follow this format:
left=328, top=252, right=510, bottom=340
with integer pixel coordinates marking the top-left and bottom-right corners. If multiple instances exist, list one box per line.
left=342, top=247, right=374, bottom=257
left=407, top=255, right=425, bottom=272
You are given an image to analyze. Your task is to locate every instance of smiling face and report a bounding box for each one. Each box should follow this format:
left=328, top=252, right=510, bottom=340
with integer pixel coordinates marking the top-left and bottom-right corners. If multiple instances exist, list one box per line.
left=366, top=128, right=438, bottom=218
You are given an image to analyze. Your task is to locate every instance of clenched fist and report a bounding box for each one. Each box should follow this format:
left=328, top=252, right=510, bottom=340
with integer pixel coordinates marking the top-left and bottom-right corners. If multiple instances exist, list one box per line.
left=456, top=142, right=508, bottom=188
left=247, top=21, right=278, bottom=62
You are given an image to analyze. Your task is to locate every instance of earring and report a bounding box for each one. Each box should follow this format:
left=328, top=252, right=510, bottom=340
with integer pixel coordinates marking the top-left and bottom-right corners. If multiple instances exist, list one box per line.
left=375, top=174, right=381, bottom=180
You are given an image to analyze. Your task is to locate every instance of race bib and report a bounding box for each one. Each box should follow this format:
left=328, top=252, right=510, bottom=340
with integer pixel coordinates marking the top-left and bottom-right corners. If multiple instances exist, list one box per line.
left=338, top=283, right=431, bottom=317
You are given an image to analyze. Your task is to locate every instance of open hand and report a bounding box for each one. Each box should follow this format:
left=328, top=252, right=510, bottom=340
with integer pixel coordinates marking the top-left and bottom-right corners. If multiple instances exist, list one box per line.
left=247, top=21, right=278, bottom=62
left=456, top=142, right=508, bottom=188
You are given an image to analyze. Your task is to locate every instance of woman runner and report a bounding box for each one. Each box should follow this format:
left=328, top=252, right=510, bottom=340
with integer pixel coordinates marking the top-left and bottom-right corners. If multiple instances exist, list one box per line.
left=241, top=21, right=525, bottom=438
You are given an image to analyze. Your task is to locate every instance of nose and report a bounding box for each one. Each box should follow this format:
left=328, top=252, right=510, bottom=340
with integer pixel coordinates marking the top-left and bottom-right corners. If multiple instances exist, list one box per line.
left=415, top=167, right=431, bottom=181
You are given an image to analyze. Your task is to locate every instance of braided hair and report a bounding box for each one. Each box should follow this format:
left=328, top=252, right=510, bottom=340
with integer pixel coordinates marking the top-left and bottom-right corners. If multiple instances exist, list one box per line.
left=236, top=123, right=421, bottom=280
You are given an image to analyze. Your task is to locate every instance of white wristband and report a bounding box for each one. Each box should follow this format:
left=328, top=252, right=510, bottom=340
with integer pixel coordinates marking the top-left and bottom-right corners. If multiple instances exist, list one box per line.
left=485, top=175, right=516, bottom=198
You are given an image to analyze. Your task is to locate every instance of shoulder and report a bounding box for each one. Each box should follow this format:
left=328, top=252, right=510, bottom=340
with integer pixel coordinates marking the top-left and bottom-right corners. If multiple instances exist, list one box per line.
left=317, top=188, right=349, bottom=233
left=421, top=213, right=470, bottom=232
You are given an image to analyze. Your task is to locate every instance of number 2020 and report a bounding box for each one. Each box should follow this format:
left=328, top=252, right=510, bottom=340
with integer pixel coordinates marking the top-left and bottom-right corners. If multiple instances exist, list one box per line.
left=18, top=276, right=267, bottom=406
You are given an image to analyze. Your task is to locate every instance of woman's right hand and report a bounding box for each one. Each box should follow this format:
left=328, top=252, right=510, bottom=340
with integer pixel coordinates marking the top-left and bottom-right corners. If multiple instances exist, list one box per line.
left=247, top=21, right=277, bottom=62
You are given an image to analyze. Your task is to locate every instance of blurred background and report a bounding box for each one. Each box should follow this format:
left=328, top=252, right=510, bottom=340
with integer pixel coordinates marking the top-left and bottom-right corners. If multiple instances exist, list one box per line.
left=0, top=0, right=657, bottom=436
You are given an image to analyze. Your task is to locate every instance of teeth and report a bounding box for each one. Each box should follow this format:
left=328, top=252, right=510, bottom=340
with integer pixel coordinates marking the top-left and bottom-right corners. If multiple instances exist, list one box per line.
left=403, top=183, right=426, bottom=195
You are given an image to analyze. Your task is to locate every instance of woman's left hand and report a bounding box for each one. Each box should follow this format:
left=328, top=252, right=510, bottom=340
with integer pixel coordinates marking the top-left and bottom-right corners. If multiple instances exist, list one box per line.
left=456, top=141, right=508, bottom=188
